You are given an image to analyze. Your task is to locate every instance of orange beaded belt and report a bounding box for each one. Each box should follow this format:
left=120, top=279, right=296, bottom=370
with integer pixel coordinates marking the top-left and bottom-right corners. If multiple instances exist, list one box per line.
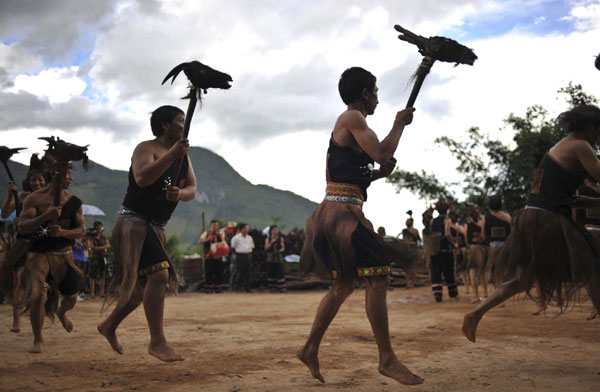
left=324, top=182, right=364, bottom=206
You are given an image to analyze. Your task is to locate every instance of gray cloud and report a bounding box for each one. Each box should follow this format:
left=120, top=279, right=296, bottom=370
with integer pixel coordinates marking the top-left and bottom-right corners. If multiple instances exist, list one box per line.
left=0, top=0, right=488, bottom=144
left=0, top=90, right=141, bottom=137
left=0, top=67, right=14, bottom=88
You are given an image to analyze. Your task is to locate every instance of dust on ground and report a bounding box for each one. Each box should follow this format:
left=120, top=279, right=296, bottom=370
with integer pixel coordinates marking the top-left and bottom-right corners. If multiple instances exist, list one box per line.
left=1, top=286, right=599, bottom=392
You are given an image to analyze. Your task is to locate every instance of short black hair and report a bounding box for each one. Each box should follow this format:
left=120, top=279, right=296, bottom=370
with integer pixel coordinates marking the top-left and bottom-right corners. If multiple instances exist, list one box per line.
left=338, top=67, right=376, bottom=105
left=93, top=221, right=103, bottom=228
left=150, top=105, right=184, bottom=137
left=489, top=194, right=502, bottom=211
left=237, top=222, right=248, bottom=231
left=210, top=219, right=218, bottom=224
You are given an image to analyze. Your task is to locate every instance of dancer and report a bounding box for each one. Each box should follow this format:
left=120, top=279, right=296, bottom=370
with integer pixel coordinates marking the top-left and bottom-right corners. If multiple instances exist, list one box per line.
left=463, top=104, right=600, bottom=342
left=1, top=158, right=48, bottom=333
left=429, top=200, right=459, bottom=302
left=98, top=105, right=196, bottom=362
left=298, top=67, right=423, bottom=385
left=18, top=162, right=85, bottom=353
left=464, top=204, right=489, bottom=303
left=401, top=211, right=421, bottom=245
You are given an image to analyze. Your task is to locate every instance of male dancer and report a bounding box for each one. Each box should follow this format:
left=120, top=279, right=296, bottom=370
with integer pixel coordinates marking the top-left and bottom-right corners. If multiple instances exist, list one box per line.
left=18, top=162, right=85, bottom=353
left=98, top=105, right=196, bottom=362
left=298, top=67, right=423, bottom=385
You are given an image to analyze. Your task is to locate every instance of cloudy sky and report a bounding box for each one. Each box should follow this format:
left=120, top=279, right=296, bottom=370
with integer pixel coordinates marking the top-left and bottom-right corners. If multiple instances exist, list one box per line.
left=1, top=0, right=599, bottom=235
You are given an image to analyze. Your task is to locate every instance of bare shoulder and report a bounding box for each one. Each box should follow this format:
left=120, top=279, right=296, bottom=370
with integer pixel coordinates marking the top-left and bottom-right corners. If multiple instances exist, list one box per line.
left=339, top=110, right=367, bottom=127
left=133, top=140, right=156, bottom=154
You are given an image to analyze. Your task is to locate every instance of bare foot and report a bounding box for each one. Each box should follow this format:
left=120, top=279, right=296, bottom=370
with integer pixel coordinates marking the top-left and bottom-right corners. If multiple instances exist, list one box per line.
left=10, top=324, right=20, bottom=333
left=148, top=341, right=185, bottom=362
left=378, top=357, right=424, bottom=386
left=470, top=297, right=481, bottom=304
left=29, top=341, right=43, bottom=353
left=587, top=310, right=598, bottom=320
left=58, top=312, right=74, bottom=333
left=97, top=323, right=124, bottom=354
left=532, top=303, right=547, bottom=316
left=297, top=346, right=325, bottom=383
left=462, top=312, right=480, bottom=342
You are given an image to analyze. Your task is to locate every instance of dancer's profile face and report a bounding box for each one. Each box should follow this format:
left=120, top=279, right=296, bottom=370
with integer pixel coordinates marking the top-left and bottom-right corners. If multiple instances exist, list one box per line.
left=365, top=85, right=379, bottom=115
left=61, top=169, right=73, bottom=189
left=163, top=113, right=185, bottom=140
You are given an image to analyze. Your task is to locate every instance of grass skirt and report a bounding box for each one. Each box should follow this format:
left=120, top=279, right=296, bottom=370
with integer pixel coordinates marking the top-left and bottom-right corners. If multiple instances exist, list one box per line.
left=106, top=220, right=177, bottom=309
left=495, top=208, right=600, bottom=310
left=300, top=201, right=421, bottom=283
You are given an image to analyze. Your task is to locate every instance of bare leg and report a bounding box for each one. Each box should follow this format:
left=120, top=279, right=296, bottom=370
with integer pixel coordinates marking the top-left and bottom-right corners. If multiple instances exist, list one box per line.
left=11, top=269, right=24, bottom=333
left=97, top=284, right=143, bottom=354
left=143, top=269, right=184, bottom=362
left=28, top=257, right=50, bottom=353
left=364, top=276, right=423, bottom=385
left=462, top=278, right=523, bottom=342
left=531, top=282, right=547, bottom=315
left=90, top=278, right=95, bottom=299
left=461, top=271, right=470, bottom=295
left=57, top=295, right=77, bottom=332
left=99, top=276, right=105, bottom=297
left=469, top=268, right=479, bottom=303
left=297, top=281, right=354, bottom=383
left=481, top=268, right=489, bottom=298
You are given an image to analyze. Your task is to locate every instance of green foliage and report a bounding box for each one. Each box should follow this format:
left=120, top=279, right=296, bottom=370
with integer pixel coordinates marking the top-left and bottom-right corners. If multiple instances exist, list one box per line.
left=387, top=83, right=598, bottom=213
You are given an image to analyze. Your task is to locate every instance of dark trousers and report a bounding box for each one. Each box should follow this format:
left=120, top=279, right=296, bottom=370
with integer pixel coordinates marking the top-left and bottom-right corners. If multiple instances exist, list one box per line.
left=430, top=251, right=458, bottom=302
left=204, top=257, right=223, bottom=287
left=234, top=253, right=252, bottom=291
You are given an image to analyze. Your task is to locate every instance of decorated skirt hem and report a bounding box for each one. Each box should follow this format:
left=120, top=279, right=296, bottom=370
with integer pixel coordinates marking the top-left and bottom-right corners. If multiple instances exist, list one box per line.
left=331, top=265, right=391, bottom=279
left=138, top=261, right=170, bottom=277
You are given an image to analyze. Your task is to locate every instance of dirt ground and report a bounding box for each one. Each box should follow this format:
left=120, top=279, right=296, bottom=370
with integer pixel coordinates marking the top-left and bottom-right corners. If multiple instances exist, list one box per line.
left=1, top=285, right=599, bottom=392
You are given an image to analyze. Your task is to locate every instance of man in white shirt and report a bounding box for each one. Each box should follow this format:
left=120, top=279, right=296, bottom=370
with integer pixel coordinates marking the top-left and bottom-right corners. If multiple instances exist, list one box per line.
left=230, top=223, right=254, bottom=292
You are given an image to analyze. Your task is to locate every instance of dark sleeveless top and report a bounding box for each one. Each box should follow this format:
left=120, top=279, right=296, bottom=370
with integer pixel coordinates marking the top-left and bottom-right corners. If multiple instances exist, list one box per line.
left=527, top=153, right=586, bottom=217
left=484, top=213, right=511, bottom=243
left=402, top=228, right=418, bottom=243
left=326, top=136, right=374, bottom=200
left=466, top=221, right=484, bottom=244
left=122, top=157, right=189, bottom=222
left=431, top=215, right=451, bottom=252
left=575, top=185, right=600, bottom=226
left=29, top=196, right=82, bottom=253
left=450, top=226, right=466, bottom=247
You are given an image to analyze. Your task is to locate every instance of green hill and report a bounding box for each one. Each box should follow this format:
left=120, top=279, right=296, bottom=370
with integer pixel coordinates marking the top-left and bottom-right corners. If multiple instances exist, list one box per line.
left=0, top=146, right=318, bottom=247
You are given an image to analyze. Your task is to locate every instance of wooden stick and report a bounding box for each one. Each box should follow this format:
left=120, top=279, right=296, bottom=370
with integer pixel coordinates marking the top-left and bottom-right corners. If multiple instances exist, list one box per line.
left=405, top=56, right=435, bottom=108
left=172, top=88, right=198, bottom=184
left=1, top=161, right=21, bottom=216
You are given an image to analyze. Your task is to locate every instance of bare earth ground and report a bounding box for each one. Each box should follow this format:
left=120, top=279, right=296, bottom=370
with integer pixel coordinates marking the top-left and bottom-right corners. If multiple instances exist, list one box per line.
left=1, top=286, right=599, bottom=392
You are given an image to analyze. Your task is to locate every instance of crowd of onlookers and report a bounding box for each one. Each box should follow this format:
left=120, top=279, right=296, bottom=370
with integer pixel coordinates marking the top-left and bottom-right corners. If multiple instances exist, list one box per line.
left=198, top=220, right=289, bottom=294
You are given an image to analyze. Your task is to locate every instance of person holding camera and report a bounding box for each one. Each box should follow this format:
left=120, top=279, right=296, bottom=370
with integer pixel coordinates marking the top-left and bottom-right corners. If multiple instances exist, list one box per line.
left=87, top=221, right=110, bottom=299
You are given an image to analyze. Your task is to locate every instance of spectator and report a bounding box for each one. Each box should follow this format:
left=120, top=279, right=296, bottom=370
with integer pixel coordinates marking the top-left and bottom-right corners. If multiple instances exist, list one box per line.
left=199, top=220, right=226, bottom=293
left=87, top=221, right=110, bottom=299
left=230, top=223, right=254, bottom=292
left=223, top=221, right=237, bottom=287
left=265, top=225, right=286, bottom=293
left=72, top=237, right=88, bottom=296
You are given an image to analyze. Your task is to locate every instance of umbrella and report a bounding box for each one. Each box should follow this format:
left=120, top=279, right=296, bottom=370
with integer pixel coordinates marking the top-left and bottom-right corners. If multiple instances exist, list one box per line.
left=0, top=209, right=16, bottom=221
left=82, top=204, right=106, bottom=216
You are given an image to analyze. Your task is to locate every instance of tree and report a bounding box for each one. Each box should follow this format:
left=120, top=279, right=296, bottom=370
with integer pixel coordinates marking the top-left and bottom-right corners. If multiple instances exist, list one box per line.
left=387, top=83, right=598, bottom=213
